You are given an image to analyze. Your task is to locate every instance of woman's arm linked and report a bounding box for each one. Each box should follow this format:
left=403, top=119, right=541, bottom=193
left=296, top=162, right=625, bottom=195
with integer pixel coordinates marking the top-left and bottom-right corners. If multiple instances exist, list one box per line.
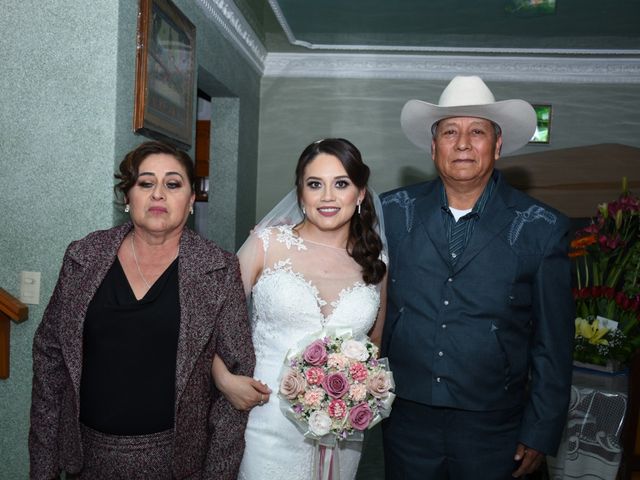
left=211, top=231, right=272, bottom=410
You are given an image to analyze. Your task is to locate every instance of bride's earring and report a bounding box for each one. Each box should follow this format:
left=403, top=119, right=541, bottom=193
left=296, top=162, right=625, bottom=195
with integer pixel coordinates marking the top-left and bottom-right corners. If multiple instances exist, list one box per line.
left=302, top=205, right=306, bottom=216
left=356, top=201, right=361, bottom=215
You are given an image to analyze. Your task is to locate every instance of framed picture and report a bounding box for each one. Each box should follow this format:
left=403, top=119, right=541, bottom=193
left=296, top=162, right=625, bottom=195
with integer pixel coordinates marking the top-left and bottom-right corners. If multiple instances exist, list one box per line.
left=134, top=0, right=196, bottom=149
left=529, top=104, right=552, bottom=144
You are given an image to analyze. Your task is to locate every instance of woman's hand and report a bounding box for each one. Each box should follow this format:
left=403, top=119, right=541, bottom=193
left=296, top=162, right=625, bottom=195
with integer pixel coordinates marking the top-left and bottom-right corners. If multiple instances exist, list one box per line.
left=218, top=374, right=272, bottom=411
left=212, top=354, right=272, bottom=410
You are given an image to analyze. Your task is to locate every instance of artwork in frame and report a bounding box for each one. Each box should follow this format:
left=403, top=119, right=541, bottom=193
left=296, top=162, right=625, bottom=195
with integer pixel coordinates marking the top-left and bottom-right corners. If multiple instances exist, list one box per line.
left=134, top=0, right=196, bottom=149
left=529, top=104, right=552, bottom=144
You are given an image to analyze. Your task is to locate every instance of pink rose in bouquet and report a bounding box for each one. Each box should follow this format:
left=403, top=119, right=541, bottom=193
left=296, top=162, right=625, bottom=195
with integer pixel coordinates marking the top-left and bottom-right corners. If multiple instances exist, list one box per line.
left=280, top=369, right=307, bottom=400
left=367, top=370, right=393, bottom=399
left=303, top=339, right=328, bottom=366
left=323, top=372, right=350, bottom=399
left=349, top=403, right=373, bottom=431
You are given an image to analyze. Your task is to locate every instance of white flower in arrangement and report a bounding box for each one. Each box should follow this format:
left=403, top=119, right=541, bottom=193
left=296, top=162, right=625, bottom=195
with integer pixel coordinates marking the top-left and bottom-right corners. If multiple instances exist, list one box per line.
left=308, top=410, right=332, bottom=436
left=340, top=339, right=370, bottom=361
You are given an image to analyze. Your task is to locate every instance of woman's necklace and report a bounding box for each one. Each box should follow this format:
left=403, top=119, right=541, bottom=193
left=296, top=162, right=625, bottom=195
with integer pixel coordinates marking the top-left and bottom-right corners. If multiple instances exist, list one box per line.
left=130, top=232, right=179, bottom=289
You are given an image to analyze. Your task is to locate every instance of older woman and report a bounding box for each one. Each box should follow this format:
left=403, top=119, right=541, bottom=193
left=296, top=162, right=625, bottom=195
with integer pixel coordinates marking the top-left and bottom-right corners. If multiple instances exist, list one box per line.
left=29, top=140, right=254, bottom=480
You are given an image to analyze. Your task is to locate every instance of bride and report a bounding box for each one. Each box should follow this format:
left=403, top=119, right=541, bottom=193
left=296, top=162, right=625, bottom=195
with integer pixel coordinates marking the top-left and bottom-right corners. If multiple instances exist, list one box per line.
left=212, top=138, right=387, bottom=479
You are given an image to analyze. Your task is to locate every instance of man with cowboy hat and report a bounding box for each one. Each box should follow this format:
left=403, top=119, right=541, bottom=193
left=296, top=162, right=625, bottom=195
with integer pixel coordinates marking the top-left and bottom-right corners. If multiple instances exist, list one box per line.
left=380, top=76, right=574, bottom=479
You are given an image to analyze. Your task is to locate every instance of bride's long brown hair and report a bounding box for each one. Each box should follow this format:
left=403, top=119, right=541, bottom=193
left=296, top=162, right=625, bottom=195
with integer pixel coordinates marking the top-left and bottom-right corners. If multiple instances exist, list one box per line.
left=294, top=138, right=386, bottom=285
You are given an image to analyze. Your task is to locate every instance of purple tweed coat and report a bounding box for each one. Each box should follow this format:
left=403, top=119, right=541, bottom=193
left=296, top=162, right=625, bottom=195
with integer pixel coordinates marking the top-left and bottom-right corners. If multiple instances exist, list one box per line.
left=29, top=223, right=255, bottom=479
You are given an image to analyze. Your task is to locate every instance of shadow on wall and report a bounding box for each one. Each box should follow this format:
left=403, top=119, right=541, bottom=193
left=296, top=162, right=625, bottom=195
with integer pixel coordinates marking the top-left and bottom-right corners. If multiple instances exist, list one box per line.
left=500, top=165, right=533, bottom=192
left=399, top=166, right=435, bottom=187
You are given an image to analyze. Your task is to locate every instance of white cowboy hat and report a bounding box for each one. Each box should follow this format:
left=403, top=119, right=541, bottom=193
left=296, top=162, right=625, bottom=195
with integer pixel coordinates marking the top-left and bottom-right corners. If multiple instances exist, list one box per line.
left=400, top=75, right=537, bottom=155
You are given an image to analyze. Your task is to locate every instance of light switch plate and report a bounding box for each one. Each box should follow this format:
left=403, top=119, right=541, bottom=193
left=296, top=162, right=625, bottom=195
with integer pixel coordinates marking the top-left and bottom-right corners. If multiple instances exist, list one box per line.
left=20, top=271, right=41, bottom=305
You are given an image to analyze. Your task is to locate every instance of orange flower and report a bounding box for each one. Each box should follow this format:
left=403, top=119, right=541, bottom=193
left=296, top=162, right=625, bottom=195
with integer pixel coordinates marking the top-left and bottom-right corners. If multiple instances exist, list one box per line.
left=571, top=235, right=597, bottom=249
left=569, top=249, right=587, bottom=258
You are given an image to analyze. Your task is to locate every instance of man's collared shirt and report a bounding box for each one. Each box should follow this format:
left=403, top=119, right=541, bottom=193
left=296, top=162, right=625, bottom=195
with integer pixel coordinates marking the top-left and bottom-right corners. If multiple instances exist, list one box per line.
left=440, top=171, right=497, bottom=266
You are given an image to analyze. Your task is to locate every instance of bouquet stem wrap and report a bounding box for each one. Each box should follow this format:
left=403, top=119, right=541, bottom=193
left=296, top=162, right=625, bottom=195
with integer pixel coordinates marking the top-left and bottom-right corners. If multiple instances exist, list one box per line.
left=313, top=443, right=340, bottom=480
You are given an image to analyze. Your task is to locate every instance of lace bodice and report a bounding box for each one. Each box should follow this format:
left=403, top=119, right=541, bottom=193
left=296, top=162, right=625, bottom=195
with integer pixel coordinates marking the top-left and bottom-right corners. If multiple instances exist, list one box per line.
left=237, top=225, right=382, bottom=480
left=247, top=225, right=380, bottom=361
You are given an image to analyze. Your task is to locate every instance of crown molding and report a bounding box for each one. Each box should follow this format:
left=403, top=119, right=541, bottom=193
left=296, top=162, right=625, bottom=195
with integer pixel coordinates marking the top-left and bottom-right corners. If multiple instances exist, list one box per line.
left=194, top=1, right=639, bottom=83
left=195, top=0, right=267, bottom=73
left=267, top=0, right=640, bottom=56
left=263, top=53, right=640, bottom=83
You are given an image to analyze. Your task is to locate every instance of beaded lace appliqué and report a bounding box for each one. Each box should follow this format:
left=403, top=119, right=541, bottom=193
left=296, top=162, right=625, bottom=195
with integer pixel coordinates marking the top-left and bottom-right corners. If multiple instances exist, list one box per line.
left=259, top=258, right=329, bottom=324
left=276, top=225, right=306, bottom=251
left=256, top=226, right=380, bottom=328
left=329, top=281, right=376, bottom=310
left=258, top=225, right=307, bottom=252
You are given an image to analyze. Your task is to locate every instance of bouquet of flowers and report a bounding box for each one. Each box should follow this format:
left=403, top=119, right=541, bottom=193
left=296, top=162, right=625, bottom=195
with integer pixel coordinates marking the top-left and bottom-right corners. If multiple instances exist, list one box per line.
left=570, top=178, right=640, bottom=368
left=278, top=328, right=395, bottom=479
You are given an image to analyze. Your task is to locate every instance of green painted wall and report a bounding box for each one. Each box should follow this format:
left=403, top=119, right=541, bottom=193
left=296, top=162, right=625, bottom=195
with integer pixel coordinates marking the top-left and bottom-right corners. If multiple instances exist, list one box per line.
left=0, top=1, right=260, bottom=477
left=257, top=76, right=640, bottom=218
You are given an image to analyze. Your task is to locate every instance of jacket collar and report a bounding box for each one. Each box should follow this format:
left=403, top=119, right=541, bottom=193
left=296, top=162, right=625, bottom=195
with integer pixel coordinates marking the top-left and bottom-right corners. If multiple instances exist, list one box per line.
left=415, top=171, right=517, bottom=273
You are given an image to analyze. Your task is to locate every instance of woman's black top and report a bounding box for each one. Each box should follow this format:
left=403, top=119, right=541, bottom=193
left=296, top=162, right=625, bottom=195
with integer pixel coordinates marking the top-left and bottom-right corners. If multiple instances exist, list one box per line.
left=79, top=257, right=180, bottom=435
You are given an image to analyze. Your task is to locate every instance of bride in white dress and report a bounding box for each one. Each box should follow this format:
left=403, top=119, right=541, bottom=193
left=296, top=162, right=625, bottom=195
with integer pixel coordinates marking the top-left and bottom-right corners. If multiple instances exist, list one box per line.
left=212, top=138, right=387, bottom=480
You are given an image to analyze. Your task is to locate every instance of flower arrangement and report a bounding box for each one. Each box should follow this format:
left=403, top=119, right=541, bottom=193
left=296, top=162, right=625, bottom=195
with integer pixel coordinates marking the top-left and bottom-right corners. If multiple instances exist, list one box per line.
left=278, top=329, right=395, bottom=442
left=570, top=178, right=640, bottom=367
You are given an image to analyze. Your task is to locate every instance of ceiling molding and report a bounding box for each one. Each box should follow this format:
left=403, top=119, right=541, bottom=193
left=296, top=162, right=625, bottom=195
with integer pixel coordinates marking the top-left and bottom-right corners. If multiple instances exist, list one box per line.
left=195, top=0, right=267, bottom=72
left=193, top=1, right=639, bottom=83
left=263, top=53, right=640, bottom=83
left=267, top=0, right=640, bottom=56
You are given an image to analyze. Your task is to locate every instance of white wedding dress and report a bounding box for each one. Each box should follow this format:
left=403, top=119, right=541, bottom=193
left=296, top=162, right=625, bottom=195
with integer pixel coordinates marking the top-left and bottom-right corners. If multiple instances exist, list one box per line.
left=237, top=225, right=382, bottom=480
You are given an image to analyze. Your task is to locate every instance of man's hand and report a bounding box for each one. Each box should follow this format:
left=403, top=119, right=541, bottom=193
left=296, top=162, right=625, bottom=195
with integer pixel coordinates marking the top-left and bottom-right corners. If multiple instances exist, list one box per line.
left=512, top=443, right=543, bottom=478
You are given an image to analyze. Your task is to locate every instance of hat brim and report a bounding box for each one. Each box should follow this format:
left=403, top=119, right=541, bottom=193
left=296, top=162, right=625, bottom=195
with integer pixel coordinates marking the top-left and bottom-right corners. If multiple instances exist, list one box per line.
left=400, top=99, right=537, bottom=155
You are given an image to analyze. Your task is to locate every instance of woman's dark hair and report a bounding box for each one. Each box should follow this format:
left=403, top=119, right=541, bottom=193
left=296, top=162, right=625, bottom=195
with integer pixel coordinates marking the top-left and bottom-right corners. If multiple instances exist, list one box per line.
left=295, top=138, right=386, bottom=285
left=114, top=140, right=196, bottom=203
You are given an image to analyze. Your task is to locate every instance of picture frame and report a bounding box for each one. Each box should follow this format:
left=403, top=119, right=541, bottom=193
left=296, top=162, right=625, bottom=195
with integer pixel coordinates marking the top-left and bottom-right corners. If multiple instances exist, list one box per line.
left=529, top=104, right=552, bottom=144
left=134, top=0, right=196, bottom=149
